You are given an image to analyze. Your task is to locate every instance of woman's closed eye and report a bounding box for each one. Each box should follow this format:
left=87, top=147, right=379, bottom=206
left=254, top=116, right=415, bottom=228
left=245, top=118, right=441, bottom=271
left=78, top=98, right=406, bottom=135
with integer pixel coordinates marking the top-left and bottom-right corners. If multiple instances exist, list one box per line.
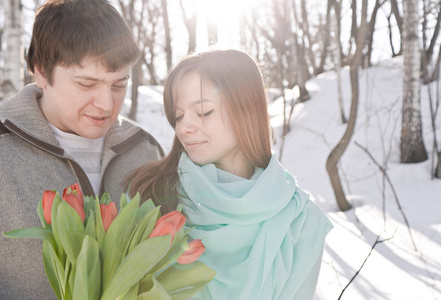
left=175, top=109, right=214, bottom=122
left=197, top=109, right=214, bottom=118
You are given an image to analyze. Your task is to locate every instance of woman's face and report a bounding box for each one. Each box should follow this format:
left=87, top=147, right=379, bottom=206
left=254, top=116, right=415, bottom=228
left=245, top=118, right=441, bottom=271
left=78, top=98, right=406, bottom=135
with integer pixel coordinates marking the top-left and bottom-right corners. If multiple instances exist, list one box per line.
left=174, top=72, right=253, bottom=178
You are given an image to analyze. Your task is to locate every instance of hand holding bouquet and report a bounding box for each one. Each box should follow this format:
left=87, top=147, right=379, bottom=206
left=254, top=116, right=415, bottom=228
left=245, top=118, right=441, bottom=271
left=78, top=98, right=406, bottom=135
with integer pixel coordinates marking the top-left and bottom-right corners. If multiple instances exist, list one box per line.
left=3, top=183, right=215, bottom=300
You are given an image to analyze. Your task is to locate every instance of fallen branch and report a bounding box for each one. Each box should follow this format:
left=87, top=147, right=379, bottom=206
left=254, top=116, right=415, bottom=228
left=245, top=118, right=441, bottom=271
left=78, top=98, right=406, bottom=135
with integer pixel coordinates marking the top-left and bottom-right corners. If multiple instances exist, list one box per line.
left=338, top=234, right=394, bottom=300
left=354, top=141, right=418, bottom=251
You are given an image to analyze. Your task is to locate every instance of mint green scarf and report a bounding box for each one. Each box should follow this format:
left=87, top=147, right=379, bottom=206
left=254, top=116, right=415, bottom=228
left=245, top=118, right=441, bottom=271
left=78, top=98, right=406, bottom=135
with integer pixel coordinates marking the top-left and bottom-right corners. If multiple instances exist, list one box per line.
left=178, top=152, right=332, bottom=300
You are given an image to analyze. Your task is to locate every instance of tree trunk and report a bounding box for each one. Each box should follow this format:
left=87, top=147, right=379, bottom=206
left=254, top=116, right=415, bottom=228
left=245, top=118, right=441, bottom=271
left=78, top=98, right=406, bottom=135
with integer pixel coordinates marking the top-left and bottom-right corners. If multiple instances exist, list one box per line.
left=326, top=64, right=359, bottom=212
left=315, top=0, right=333, bottom=75
left=180, top=0, right=197, bottom=54
left=129, top=58, right=143, bottom=121
left=2, top=0, right=23, bottom=101
left=326, top=0, right=368, bottom=211
left=400, top=0, right=428, bottom=163
left=436, top=152, right=441, bottom=178
left=390, top=0, right=403, bottom=56
left=331, top=2, right=346, bottom=124
left=365, top=0, right=382, bottom=67
left=162, top=0, right=172, bottom=73
left=206, top=5, right=218, bottom=46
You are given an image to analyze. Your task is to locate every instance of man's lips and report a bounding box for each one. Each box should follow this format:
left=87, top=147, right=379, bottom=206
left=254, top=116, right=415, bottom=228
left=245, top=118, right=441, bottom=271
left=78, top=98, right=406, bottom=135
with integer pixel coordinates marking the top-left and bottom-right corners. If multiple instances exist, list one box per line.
left=86, top=115, right=110, bottom=124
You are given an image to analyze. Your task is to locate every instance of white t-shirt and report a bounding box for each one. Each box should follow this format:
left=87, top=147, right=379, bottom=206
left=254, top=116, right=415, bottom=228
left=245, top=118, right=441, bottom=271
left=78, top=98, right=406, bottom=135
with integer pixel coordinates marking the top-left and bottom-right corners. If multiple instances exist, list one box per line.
left=50, top=124, right=104, bottom=195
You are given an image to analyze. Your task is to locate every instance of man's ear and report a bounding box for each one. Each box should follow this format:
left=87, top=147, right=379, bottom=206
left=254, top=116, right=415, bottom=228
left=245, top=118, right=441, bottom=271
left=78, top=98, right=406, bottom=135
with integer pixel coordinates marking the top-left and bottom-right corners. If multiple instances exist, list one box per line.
left=34, top=65, right=48, bottom=89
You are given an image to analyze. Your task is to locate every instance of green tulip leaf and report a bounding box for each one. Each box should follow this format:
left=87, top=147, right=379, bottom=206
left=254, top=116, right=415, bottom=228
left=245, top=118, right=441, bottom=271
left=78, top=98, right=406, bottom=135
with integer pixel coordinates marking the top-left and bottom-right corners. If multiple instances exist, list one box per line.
left=156, top=261, right=216, bottom=300
left=42, top=239, right=65, bottom=300
left=138, top=275, right=172, bottom=300
left=120, top=193, right=128, bottom=210
left=100, top=192, right=112, bottom=205
left=94, top=196, right=105, bottom=248
left=64, top=260, right=72, bottom=298
left=37, top=196, right=46, bottom=227
left=73, top=235, right=101, bottom=300
left=51, top=194, right=65, bottom=258
left=55, top=201, right=85, bottom=264
left=2, top=227, right=54, bottom=242
left=115, top=283, right=139, bottom=300
left=148, top=238, right=187, bottom=276
left=101, top=235, right=171, bottom=300
left=136, top=198, right=155, bottom=223
left=83, top=195, right=96, bottom=220
left=102, top=196, right=140, bottom=290
left=126, top=207, right=160, bottom=254
left=84, top=210, right=96, bottom=240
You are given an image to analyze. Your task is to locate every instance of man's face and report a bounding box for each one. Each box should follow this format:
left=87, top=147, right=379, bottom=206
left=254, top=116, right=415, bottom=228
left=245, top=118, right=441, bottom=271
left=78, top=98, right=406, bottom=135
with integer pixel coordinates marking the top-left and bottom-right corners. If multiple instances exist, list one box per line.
left=36, top=57, right=131, bottom=139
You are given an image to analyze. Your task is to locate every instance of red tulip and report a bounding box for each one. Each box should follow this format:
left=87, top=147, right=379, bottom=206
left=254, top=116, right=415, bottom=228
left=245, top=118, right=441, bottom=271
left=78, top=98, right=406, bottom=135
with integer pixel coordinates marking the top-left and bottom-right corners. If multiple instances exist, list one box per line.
left=177, top=239, right=205, bottom=264
left=149, top=211, right=186, bottom=242
left=100, top=202, right=118, bottom=232
left=62, top=183, right=85, bottom=222
left=63, top=183, right=84, bottom=208
left=42, top=190, right=57, bottom=224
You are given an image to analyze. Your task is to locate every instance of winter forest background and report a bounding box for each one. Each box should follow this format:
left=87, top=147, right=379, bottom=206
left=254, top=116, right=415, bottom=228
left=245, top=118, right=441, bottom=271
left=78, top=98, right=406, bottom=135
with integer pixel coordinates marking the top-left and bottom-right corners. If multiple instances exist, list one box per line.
left=1, top=0, right=441, bottom=299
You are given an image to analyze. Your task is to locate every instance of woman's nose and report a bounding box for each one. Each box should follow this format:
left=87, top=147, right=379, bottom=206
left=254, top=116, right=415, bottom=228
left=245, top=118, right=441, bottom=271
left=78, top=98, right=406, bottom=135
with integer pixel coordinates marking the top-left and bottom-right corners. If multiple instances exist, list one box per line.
left=177, top=115, right=197, bottom=134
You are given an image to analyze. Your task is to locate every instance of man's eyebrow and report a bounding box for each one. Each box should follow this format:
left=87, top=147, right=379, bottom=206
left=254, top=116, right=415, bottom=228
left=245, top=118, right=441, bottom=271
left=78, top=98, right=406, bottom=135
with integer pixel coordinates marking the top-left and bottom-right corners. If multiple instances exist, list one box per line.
left=73, top=75, right=130, bottom=82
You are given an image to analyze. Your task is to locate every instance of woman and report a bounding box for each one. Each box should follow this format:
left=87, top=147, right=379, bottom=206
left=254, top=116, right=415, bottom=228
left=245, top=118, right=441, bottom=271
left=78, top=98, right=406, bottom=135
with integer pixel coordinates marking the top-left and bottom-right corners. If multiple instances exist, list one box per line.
left=125, top=49, right=332, bottom=299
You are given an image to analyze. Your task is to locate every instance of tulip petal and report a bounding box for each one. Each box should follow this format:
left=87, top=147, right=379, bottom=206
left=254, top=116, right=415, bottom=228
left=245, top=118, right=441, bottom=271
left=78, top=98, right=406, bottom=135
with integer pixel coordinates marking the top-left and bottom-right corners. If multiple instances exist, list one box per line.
left=177, top=239, right=205, bottom=264
left=149, top=211, right=186, bottom=242
left=63, top=193, right=86, bottom=222
left=100, top=202, right=118, bottom=232
left=42, top=190, right=56, bottom=224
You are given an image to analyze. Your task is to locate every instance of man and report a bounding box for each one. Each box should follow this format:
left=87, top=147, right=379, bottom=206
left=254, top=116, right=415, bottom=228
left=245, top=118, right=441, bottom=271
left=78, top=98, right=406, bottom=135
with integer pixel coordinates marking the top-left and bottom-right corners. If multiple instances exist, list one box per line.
left=0, top=0, right=163, bottom=299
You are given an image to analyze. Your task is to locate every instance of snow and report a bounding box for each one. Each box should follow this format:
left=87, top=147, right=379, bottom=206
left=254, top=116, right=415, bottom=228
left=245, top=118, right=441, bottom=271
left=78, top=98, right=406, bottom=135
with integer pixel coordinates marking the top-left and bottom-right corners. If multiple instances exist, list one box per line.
left=123, top=56, right=441, bottom=300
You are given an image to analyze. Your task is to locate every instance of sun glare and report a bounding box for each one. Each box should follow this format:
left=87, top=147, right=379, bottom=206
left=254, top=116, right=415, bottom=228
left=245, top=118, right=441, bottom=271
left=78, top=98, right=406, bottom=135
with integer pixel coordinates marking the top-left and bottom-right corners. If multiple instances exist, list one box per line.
left=191, top=0, right=261, bottom=47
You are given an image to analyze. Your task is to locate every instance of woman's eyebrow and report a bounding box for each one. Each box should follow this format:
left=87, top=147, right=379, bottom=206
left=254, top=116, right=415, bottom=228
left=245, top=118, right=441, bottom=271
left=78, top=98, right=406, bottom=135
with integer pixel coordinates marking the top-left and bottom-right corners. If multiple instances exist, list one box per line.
left=191, top=99, right=213, bottom=106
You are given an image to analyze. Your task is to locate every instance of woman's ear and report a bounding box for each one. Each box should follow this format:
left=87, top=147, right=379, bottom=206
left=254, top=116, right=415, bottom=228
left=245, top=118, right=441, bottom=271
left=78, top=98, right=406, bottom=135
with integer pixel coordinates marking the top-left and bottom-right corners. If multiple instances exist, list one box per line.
left=34, top=65, right=48, bottom=89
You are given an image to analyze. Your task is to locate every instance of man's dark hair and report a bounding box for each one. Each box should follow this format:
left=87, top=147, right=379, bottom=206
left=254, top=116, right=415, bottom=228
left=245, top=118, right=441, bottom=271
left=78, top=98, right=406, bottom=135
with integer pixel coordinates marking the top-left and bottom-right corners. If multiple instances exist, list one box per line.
left=27, top=0, right=140, bottom=84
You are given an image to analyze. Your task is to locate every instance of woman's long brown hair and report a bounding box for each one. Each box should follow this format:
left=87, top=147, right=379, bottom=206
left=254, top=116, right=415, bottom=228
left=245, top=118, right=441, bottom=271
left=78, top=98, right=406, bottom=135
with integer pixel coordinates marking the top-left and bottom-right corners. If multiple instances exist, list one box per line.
left=124, top=49, right=272, bottom=214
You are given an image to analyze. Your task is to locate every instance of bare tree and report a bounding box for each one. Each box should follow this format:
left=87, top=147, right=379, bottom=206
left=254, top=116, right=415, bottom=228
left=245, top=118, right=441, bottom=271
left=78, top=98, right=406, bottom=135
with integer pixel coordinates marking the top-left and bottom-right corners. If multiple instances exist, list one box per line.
left=161, top=0, right=172, bottom=73
left=2, top=0, right=23, bottom=101
left=326, top=0, right=369, bottom=211
left=400, top=0, right=428, bottom=163
left=118, top=0, right=162, bottom=120
left=180, top=0, right=198, bottom=54
left=365, top=0, right=386, bottom=67
left=206, top=3, right=218, bottom=45
left=388, top=0, right=403, bottom=56
left=330, top=0, right=346, bottom=124
left=421, top=0, right=441, bottom=83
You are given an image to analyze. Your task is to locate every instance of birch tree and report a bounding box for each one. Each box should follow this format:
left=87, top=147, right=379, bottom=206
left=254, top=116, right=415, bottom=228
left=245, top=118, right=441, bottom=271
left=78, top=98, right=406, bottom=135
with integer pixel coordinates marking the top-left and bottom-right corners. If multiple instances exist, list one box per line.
left=2, top=0, right=23, bottom=101
left=400, top=0, right=428, bottom=163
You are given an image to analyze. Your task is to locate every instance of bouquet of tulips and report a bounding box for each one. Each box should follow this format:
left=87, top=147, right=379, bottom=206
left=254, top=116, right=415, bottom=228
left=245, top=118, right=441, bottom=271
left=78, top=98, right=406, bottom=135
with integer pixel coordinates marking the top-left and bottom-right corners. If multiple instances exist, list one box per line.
left=3, top=183, right=215, bottom=300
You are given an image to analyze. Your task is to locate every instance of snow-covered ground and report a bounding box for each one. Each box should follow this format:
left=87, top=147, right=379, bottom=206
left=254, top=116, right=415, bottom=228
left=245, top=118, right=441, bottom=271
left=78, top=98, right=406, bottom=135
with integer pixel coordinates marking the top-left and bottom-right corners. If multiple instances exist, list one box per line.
left=122, top=56, right=441, bottom=300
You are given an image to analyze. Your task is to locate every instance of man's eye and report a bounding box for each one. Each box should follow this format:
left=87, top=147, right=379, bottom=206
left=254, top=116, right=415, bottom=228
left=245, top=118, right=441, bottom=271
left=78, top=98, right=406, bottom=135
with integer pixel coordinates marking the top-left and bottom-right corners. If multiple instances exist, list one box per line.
left=197, top=109, right=214, bottom=117
left=112, top=83, right=127, bottom=90
left=78, top=82, right=95, bottom=88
